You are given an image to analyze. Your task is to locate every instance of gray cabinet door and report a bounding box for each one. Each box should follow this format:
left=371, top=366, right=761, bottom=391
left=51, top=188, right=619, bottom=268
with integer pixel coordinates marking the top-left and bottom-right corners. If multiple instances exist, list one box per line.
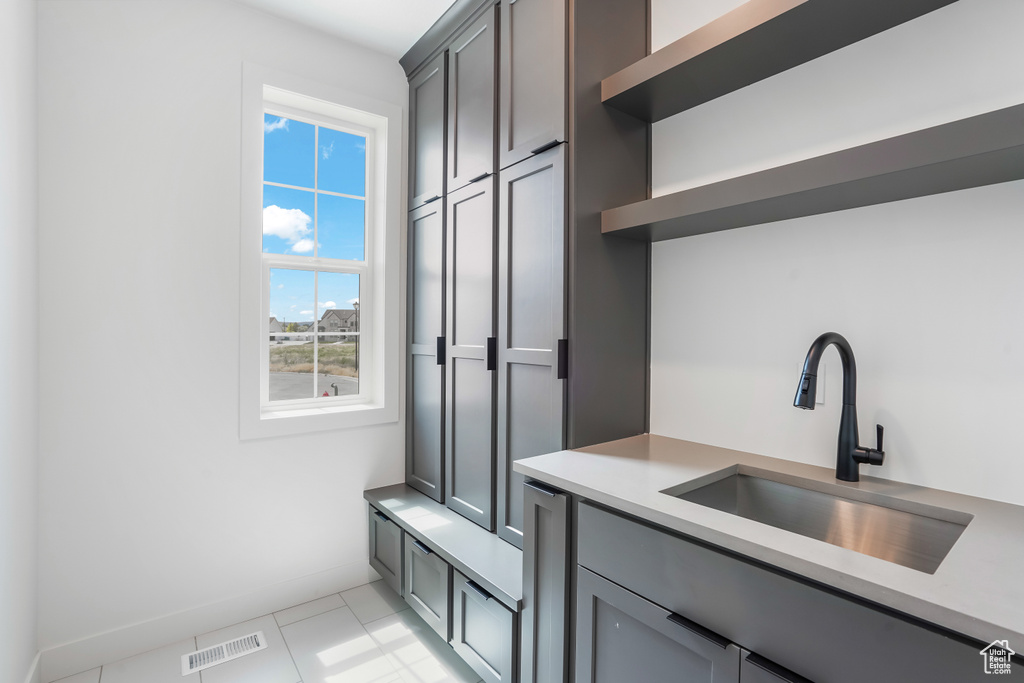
left=452, top=570, right=517, bottom=683
left=407, top=201, right=445, bottom=502
left=576, top=567, right=741, bottom=683
left=520, top=481, right=569, bottom=683
left=368, top=507, right=403, bottom=597
left=403, top=536, right=451, bottom=641
left=444, top=180, right=496, bottom=530
left=410, top=52, right=446, bottom=210
left=447, top=6, right=497, bottom=193
left=495, top=144, right=566, bottom=547
left=499, top=0, right=566, bottom=169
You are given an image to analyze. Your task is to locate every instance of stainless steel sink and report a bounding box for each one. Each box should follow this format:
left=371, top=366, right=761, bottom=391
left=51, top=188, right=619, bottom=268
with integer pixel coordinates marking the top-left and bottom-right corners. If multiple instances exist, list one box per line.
left=664, top=468, right=971, bottom=574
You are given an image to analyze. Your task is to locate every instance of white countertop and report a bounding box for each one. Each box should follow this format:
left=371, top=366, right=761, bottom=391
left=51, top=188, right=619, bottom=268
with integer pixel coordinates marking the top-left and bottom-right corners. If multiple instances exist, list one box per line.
left=513, top=434, right=1024, bottom=646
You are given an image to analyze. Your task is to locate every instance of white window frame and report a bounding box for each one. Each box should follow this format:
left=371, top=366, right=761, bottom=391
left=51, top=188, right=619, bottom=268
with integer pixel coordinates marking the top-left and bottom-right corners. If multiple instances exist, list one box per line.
left=240, top=63, right=402, bottom=439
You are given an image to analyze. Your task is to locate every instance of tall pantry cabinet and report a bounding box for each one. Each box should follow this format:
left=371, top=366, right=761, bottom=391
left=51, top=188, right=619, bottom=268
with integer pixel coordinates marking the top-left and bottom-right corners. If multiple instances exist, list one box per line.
left=403, top=0, right=649, bottom=545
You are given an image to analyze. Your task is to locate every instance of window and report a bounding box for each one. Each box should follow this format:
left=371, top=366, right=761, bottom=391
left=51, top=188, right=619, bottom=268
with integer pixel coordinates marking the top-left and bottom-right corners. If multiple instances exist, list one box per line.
left=240, top=64, right=401, bottom=438
left=262, top=111, right=368, bottom=403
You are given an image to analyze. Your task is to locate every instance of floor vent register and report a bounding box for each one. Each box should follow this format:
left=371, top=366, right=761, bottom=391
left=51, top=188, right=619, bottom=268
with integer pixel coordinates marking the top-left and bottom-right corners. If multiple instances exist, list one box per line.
left=180, top=631, right=267, bottom=676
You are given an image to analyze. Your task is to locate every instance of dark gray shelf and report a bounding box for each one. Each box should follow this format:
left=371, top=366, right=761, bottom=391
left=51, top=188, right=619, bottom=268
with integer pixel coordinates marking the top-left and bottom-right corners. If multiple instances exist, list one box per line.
left=601, top=0, right=958, bottom=123
left=601, top=104, right=1024, bottom=242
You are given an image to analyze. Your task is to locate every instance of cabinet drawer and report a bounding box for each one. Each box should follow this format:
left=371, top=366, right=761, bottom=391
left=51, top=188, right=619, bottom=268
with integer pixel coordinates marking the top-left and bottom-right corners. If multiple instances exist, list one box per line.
left=403, top=535, right=451, bottom=641
left=576, top=566, right=740, bottom=683
left=368, top=506, right=403, bottom=596
left=577, top=502, right=983, bottom=683
left=451, top=570, right=517, bottom=683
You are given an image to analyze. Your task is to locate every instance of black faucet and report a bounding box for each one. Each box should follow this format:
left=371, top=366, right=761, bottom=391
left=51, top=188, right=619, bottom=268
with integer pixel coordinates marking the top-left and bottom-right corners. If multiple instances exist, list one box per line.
left=794, top=332, right=884, bottom=482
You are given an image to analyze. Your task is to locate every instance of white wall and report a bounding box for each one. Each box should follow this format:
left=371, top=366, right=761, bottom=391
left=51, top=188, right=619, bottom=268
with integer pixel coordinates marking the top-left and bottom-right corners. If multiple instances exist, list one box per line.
left=650, top=0, right=1024, bottom=507
left=36, top=0, right=407, bottom=677
left=0, top=0, right=39, bottom=680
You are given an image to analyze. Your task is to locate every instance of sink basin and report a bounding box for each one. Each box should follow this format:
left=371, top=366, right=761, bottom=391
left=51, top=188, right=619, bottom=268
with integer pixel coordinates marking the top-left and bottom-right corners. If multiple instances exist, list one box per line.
left=664, top=467, right=971, bottom=574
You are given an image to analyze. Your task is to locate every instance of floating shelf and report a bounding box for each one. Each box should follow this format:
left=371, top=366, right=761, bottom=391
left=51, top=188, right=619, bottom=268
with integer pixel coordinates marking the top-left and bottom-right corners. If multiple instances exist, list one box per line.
left=602, top=0, right=958, bottom=123
left=602, top=104, right=1024, bottom=242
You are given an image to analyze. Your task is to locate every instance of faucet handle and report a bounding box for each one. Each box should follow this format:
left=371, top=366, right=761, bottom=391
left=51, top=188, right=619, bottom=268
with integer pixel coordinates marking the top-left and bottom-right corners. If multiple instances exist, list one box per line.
left=853, top=424, right=885, bottom=467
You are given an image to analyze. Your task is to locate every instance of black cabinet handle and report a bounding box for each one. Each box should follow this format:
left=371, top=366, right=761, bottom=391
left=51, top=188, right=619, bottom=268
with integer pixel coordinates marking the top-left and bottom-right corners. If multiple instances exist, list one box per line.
left=411, top=539, right=432, bottom=555
left=373, top=510, right=390, bottom=523
left=525, top=481, right=558, bottom=497
left=530, top=139, right=562, bottom=155
left=469, top=171, right=491, bottom=184
left=466, top=580, right=492, bottom=601
left=436, top=336, right=446, bottom=365
left=423, top=194, right=441, bottom=204
left=557, top=339, right=568, bottom=379
left=486, top=337, right=497, bottom=371
left=665, top=612, right=730, bottom=649
left=745, top=653, right=814, bottom=683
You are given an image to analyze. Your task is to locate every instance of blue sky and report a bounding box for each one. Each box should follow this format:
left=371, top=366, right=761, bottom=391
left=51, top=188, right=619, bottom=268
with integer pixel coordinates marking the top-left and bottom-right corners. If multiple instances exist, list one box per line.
left=263, top=114, right=364, bottom=322
left=262, top=114, right=366, bottom=260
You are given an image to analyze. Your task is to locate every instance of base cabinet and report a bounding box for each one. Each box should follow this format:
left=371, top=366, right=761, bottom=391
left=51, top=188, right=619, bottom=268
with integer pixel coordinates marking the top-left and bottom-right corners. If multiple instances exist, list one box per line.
left=576, top=567, right=741, bottom=683
left=520, top=481, right=570, bottom=683
left=368, top=507, right=403, bottom=596
left=452, top=570, right=518, bottom=683
left=403, top=536, right=451, bottom=641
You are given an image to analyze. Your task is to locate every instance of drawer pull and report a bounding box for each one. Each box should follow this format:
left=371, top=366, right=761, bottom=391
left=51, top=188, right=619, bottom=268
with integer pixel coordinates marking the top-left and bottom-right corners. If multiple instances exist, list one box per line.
left=666, top=612, right=730, bottom=649
left=530, top=139, right=562, bottom=155
left=525, top=481, right=558, bottom=497
left=745, top=653, right=813, bottom=683
left=486, top=337, right=497, bottom=371
left=469, top=172, right=491, bottom=184
left=373, top=510, right=390, bottom=523
left=423, top=194, right=441, bottom=204
left=557, top=338, right=568, bottom=379
left=412, top=539, right=432, bottom=555
left=466, top=580, right=492, bottom=601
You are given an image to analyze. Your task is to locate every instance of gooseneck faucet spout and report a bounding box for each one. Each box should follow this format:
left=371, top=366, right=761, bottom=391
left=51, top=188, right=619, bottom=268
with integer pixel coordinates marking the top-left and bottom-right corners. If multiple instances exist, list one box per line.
left=794, top=332, right=884, bottom=482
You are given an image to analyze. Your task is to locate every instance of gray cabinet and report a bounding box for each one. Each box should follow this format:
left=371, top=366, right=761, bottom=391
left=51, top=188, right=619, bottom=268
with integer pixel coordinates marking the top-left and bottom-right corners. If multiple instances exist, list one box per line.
left=452, top=569, right=517, bottom=683
left=407, top=201, right=445, bottom=502
left=447, top=6, right=497, bottom=193
left=496, top=145, right=566, bottom=547
left=499, top=0, right=566, bottom=169
left=410, top=52, right=446, bottom=209
left=403, top=535, right=451, bottom=641
left=575, top=566, right=741, bottom=683
left=577, top=502, right=986, bottom=683
left=368, top=507, right=403, bottom=596
left=520, top=481, right=570, bottom=683
left=445, top=179, right=496, bottom=530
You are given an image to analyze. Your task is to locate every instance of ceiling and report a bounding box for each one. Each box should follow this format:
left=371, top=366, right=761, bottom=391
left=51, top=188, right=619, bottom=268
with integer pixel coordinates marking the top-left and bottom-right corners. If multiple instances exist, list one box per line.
left=232, top=0, right=459, bottom=58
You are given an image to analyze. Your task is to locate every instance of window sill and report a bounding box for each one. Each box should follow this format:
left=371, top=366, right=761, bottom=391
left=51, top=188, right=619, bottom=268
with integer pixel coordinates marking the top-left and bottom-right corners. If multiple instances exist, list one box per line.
left=240, top=400, right=398, bottom=440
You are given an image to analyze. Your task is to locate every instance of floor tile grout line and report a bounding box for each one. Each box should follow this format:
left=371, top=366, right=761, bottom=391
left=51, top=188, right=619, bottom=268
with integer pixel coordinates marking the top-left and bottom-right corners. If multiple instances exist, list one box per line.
left=278, top=607, right=307, bottom=683
left=274, top=591, right=348, bottom=629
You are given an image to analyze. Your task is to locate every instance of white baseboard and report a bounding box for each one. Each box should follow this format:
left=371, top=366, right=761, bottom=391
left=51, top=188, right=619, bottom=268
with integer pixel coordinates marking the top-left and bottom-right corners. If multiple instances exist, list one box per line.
left=23, top=651, right=41, bottom=683
left=40, top=560, right=379, bottom=683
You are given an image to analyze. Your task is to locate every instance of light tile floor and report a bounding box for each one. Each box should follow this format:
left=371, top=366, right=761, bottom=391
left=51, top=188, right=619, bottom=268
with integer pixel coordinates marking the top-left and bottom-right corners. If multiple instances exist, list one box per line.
left=51, top=581, right=482, bottom=683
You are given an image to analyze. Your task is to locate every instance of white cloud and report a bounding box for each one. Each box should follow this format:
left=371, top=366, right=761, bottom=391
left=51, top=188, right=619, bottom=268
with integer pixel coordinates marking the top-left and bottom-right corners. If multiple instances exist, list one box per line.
left=263, top=205, right=313, bottom=254
left=264, top=117, right=289, bottom=134
left=321, top=141, right=335, bottom=160
left=277, top=284, right=284, bottom=290
left=347, top=297, right=359, bottom=306
left=318, top=301, right=337, bottom=310
left=291, top=238, right=314, bottom=253
left=300, top=310, right=313, bottom=316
